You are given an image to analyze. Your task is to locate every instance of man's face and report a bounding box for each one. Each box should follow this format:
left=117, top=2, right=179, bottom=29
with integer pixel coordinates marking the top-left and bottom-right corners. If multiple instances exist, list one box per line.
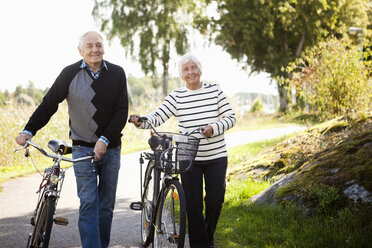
left=78, top=32, right=104, bottom=68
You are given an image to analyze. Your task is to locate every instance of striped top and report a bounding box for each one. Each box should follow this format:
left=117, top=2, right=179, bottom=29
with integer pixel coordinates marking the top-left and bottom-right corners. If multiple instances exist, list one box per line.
left=140, top=83, right=236, bottom=161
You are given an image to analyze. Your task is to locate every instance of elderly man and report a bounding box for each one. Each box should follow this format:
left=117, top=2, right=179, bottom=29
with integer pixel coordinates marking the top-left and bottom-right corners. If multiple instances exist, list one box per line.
left=16, top=31, right=128, bottom=248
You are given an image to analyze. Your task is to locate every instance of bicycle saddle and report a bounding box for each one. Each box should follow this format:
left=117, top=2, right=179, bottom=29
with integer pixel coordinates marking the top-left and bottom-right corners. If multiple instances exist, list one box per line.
left=48, top=140, right=72, bottom=155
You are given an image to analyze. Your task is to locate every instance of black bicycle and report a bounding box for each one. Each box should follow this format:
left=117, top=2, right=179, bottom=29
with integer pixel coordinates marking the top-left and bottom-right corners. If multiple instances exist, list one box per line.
left=129, top=117, right=202, bottom=248
left=14, top=139, right=94, bottom=248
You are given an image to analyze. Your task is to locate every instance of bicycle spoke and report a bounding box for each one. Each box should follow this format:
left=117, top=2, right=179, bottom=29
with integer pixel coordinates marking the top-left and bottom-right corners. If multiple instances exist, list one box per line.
left=154, top=181, right=186, bottom=248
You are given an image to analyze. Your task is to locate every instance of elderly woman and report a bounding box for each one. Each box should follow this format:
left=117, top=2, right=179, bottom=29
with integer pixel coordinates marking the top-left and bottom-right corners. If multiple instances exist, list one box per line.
left=130, top=53, right=236, bottom=248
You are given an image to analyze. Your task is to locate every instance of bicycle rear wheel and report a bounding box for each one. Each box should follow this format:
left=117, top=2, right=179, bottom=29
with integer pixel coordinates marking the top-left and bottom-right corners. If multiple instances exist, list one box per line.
left=153, top=179, right=186, bottom=248
left=29, top=196, right=55, bottom=248
left=141, top=160, right=155, bottom=247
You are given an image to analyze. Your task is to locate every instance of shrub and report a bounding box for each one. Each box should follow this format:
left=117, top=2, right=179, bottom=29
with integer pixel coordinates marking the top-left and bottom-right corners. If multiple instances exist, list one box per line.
left=250, top=98, right=263, bottom=113
left=287, top=37, right=371, bottom=118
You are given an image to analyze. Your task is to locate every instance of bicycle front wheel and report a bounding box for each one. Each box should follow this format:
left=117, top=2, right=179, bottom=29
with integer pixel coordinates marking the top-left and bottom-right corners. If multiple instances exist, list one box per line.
left=153, top=179, right=186, bottom=248
left=29, top=196, right=55, bottom=248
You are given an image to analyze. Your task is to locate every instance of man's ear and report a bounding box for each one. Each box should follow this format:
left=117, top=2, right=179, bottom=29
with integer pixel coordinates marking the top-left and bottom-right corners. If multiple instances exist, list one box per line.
left=78, top=46, right=83, bottom=56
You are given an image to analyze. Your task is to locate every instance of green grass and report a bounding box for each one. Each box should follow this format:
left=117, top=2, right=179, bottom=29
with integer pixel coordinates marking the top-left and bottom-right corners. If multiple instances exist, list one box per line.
left=218, top=132, right=372, bottom=248
left=228, top=134, right=293, bottom=170
left=217, top=186, right=371, bottom=248
left=219, top=175, right=371, bottom=248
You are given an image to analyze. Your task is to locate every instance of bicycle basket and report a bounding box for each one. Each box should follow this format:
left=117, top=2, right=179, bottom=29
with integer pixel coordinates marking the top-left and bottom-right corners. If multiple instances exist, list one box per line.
left=151, top=132, right=200, bottom=174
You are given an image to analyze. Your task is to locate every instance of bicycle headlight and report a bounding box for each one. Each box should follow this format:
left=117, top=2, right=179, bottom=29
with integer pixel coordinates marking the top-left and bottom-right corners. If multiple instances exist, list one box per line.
left=50, top=175, right=59, bottom=184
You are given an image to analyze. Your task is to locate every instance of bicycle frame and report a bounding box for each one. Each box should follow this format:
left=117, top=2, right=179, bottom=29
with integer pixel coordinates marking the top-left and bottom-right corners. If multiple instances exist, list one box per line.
left=130, top=117, right=202, bottom=247
left=14, top=139, right=94, bottom=247
left=31, top=159, right=65, bottom=226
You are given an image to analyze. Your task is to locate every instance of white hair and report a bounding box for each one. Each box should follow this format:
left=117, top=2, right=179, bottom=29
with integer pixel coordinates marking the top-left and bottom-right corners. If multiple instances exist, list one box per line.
left=177, top=53, right=202, bottom=77
left=78, top=31, right=104, bottom=49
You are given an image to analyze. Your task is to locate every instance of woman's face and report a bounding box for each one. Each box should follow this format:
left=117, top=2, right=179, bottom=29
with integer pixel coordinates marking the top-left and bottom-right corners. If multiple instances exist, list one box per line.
left=181, top=61, right=201, bottom=90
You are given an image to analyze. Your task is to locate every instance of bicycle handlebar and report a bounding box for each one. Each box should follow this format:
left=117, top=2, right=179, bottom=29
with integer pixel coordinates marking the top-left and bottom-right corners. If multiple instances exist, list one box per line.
left=14, top=140, right=95, bottom=163
left=129, top=115, right=204, bottom=137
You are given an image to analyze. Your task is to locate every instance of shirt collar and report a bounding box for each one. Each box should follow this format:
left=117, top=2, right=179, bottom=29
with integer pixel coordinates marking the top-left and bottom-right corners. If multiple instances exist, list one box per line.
left=80, top=60, right=108, bottom=71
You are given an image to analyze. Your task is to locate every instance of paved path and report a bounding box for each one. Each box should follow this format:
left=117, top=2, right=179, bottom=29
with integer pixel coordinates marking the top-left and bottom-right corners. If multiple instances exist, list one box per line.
left=0, top=125, right=305, bottom=247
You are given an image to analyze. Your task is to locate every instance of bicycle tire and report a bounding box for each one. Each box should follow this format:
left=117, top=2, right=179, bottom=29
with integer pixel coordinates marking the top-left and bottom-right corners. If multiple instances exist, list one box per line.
left=153, top=179, right=186, bottom=248
left=141, top=160, right=155, bottom=247
left=29, top=196, right=55, bottom=248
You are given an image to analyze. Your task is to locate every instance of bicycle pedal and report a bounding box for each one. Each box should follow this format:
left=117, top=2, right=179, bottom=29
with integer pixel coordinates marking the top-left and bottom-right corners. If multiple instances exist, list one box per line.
left=54, top=217, right=69, bottom=226
left=130, top=201, right=142, bottom=211
left=30, top=217, right=35, bottom=226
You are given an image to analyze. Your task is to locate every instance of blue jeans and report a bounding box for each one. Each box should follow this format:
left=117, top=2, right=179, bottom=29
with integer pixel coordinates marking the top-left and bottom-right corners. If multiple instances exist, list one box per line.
left=72, top=145, right=121, bottom=248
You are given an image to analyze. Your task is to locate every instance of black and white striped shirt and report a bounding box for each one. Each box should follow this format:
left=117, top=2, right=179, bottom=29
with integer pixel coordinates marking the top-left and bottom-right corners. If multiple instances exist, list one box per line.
left=141, top=83, right=236, bottom=161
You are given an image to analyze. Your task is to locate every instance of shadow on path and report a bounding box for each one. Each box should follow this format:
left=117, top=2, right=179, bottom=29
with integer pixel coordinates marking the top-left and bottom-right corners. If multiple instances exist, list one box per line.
left=0, top=197, right=142, bottom=248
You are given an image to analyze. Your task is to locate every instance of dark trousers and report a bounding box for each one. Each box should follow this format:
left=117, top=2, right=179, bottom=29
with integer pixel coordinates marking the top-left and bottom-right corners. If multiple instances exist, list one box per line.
left=181, top=157, right=227, bottom=248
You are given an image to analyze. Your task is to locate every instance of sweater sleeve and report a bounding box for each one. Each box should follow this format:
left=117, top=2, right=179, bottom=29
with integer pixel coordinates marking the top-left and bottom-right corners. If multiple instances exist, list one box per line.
left=24, top=67, right=71, bottom=136
left=101, top=67, right=129, bottom=144
left=210, top=85, right=236, bottom=136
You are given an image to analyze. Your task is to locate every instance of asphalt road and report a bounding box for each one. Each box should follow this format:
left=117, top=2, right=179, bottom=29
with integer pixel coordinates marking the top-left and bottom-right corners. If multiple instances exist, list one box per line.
left=0, top=125, right=306, bottom=248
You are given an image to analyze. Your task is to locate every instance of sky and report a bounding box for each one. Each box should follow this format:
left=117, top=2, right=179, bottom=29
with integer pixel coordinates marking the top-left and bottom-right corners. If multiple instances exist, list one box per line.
left=0, top=0, right=277, bottom=97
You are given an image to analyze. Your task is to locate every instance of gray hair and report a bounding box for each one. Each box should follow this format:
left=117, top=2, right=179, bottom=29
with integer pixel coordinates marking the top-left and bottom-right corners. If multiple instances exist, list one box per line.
left=178, top=53, right=202, bottom=77
left=78, top=31, right=104, bottom=49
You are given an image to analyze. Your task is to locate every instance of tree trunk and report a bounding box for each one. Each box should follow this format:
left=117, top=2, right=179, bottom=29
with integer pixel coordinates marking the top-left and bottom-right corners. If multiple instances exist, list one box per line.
left=152, top=73, right=159, bottom=102
left=162, top=60, right=169, bottom=97
left=277, top=80, right=289, bottom=112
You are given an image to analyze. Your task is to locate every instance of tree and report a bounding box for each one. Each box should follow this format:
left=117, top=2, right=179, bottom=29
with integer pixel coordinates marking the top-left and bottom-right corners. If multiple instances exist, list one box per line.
left=14, top=82, right=46, bottom=105
left=0, top=90, right=9, bottom=106
left=26, top=81, right=44, bottom=104
left=195, top=0, right=370, bottom=111
left=93, top=0, right=196, bottom=97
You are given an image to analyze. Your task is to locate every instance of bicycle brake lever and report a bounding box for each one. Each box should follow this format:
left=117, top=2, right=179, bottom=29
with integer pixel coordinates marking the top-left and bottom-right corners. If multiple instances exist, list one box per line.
left=85, top=152, right=96, bottom=164
left=13, top=143, right=29, bottom=153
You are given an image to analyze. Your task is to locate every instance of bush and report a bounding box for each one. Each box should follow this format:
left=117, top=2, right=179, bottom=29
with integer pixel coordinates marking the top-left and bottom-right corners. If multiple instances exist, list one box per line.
left=250, top=98, right=263, bottom=113
left=287, top=37, right=371, bottom=118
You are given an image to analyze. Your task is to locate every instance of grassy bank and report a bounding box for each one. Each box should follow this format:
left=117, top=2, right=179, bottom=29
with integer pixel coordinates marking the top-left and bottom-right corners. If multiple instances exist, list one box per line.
left=218, top=178, right=371, bottom=247
left=218, top=116, right=372, bottom=247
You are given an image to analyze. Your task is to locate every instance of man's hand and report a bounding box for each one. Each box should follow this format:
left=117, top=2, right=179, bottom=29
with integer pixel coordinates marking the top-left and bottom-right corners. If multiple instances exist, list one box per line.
left=15, top=133, right=32, bottom=146
left=93, top=140, right=107, bottom=161
left=202, top=125, right=214, bottom=137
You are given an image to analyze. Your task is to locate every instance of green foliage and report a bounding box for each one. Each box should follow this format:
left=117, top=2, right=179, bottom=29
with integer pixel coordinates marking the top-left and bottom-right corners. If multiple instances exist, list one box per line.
left=16, top=94, right=35, bottom=106
left=196, top=0, right=370, bottom=111
left=228, top=133, right=293, bottom=171
left=199, top=0, right=369, bottom=77
left=127, top=75, right=183, bottom=104
left=220, top=126, right=372, bottom=247
left=127, top=76, right=153, bottom=105
left=287, top=37, right=371, bottom=118
left=14, top=81, right=47, bottom=106
left=249, top=98, right=263, bottom=113
left=218, top=193, right=372, bottom=247
left=309, top=184, right=340, bottom=213
left=93, top=0, right=196, bottom=96
left=0, top=90, right=10, bottom=106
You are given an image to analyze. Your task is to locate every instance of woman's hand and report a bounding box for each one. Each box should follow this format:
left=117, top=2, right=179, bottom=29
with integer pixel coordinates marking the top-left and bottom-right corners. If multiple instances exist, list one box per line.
left=202, top=125, right=214, bottom=137
left=129, top=114, right=143, bottom=128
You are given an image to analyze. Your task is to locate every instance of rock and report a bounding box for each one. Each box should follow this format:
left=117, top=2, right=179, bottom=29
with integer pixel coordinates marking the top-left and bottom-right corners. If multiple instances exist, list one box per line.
left=249, top=171, right=296, bottom=205
left=343, top=184, right=372, bottom=203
